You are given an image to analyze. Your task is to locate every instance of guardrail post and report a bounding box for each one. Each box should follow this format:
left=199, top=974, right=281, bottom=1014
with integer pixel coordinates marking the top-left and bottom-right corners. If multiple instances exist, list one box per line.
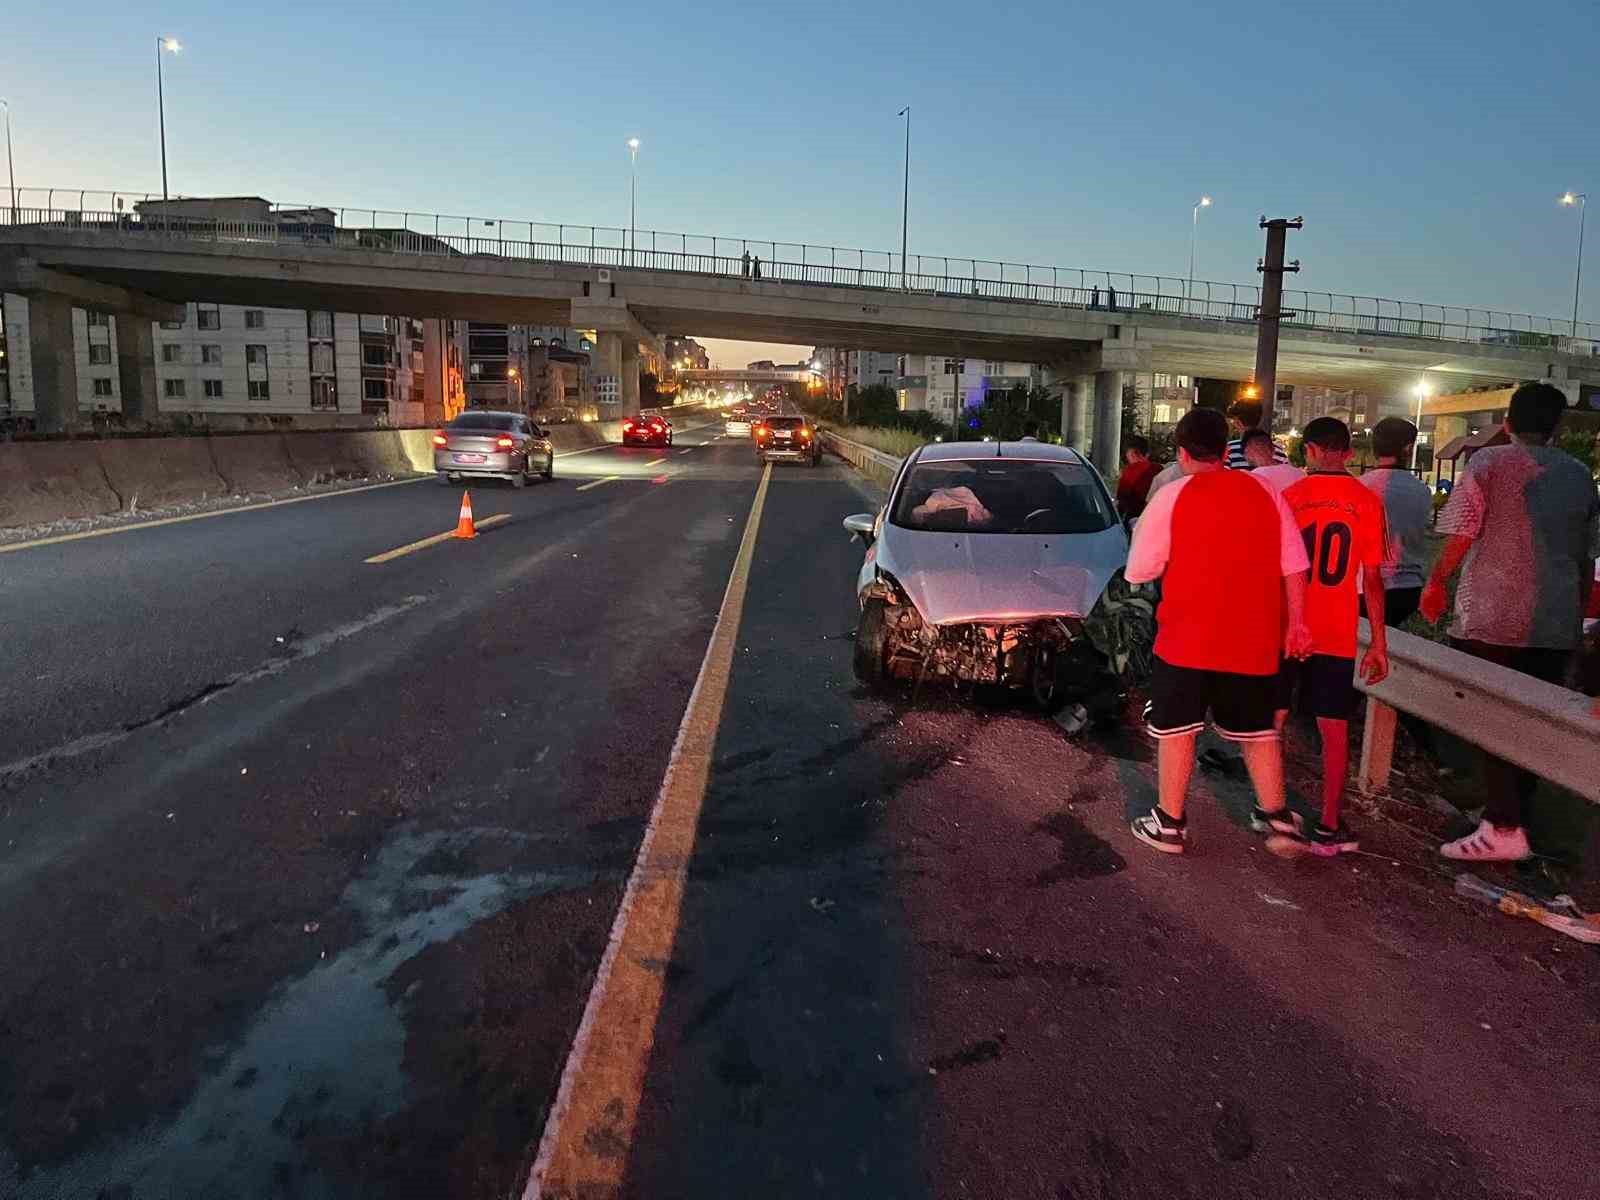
left=1357, top=694, right=1398, bottom=794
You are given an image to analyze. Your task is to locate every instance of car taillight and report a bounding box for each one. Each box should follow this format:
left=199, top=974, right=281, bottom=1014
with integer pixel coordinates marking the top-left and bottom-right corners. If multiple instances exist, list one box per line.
left=495, top=436, right=515, bottom=449
left=799, top=428, right=812, bottom=439
left=432, top=432, right=447, bottom=447
left=623, top=420, right=634, bottom=430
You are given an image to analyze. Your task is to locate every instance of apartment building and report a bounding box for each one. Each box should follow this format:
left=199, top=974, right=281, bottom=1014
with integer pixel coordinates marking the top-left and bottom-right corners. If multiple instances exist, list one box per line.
left=894, top=355, right=1037, bottom=415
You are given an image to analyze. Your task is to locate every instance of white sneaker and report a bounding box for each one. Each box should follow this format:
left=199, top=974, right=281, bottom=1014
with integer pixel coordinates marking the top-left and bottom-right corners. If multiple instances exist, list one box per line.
left=1440, top=820, right=1532, bottom=862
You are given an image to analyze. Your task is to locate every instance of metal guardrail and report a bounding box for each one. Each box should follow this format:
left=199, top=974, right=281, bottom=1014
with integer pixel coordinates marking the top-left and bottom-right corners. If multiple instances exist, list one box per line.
left=1355, top=621, right=1600, bottom=801
left=4, top=189, right=1598, bottom=358
left=819, top=430, right=904, bottom=488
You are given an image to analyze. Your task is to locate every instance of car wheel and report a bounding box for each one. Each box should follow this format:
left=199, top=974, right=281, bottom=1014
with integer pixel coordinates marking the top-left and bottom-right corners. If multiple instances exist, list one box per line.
left=542, top=453, right=554, bottom=480
left=437, top=472, right=453, bottom=486
left=853, top=599, right=894, bottom=690
left=512, top=460, right=528, bottom=488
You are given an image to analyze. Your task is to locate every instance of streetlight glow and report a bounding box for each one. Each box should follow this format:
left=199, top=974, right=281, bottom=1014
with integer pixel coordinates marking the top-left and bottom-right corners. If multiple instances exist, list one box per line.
left=1562, top=192, right=1580, bottom=206
left=1558, top=190, right=1587, bottom=336
left=627, top=137, right=639, bottom=152
left=1198, top=195, right=1212, bottom=208
left=1187, top=195, right=1213, bottom=306
left=161, top=37, right=181, bottom=53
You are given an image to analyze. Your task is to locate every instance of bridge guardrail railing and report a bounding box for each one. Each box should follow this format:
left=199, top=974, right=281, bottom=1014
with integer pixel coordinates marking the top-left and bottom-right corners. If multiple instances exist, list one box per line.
left=5, top=194, right=1598, bottom=358
left=818, top=430, right=904, bottom=489
left=1354, top=621, right=1600, bottom=802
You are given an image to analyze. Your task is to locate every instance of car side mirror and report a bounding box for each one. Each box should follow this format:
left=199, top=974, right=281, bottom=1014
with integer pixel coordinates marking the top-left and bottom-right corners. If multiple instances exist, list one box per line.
left=843, top=513, right=876, bottom=543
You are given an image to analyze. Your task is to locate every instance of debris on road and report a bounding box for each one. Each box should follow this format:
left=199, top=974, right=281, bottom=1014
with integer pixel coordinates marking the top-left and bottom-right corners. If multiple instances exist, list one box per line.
left=1454, top=873, right=1600, bottom=945
left=1257, top=892, right=1301, bottom=911
left=303, top=921, right=320, bottom=934
left=808, top=897, right=836, bottom=914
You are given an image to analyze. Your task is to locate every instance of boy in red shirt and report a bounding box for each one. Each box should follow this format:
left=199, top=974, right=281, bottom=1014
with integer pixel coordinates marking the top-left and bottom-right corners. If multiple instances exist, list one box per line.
left=1125, top=407, right=1313, bottom=855
left=1277, top=417, right=1391, bottom=855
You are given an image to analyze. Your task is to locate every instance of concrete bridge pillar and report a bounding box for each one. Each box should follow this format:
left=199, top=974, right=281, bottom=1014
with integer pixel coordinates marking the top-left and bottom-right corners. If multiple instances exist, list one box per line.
left=115, top=317, right=159, bottom=427
left=1091, top=370, right=1124, bottom=474
left=1060, top=374, right=1092, bottom=455
left=27, top=292, right=80, bottom=435
left=621, top=337, right=641, bottom=416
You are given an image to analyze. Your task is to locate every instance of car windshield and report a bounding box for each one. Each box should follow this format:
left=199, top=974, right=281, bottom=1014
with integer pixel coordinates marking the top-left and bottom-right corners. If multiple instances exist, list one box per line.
left=766, top=417, right=805, bottom=430
left=448, top=413, right=517, bottom=431
left=890, top=458, right=1115, bottom=535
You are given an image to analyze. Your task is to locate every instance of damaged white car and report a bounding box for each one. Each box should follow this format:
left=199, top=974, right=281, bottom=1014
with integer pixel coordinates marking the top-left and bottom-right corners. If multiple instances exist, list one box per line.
left=842, top=441, right=1154, bottom=714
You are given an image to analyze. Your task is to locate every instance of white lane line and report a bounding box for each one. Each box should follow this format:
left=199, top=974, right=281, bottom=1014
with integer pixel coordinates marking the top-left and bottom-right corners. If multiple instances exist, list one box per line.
left=574, top=475, right=620, bottom=492
left=0, top=476, right=429, bottom=557
left=676, top=448, right=693, bottom=455
left=642, top=458, right=667, bottom=468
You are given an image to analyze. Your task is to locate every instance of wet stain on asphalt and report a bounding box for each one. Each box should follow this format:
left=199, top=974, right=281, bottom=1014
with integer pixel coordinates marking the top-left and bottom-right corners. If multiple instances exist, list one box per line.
left=681, top=977, right=747, bottom=1043
left=929, top=1032, right=1007, bottom=1072
left=713, top=747, right=775, bottom=772
left=1211, top=1098, right=1255, bottom=1162
left=920, top=941, right=1118, bottom=988
left=1031, top=809, right=1127, bottom=884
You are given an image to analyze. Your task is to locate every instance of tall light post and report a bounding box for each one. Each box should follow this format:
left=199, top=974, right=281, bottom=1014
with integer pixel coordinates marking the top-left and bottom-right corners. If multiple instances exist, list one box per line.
left=1, top=99, right=16, bottom=222
left=626, top=137, right=640, bottom=260
left=507, top=366, right=524, bottom=411
left=1560, top=191, right=1587, bottom=337
left=156, top=36, right=181, bottom=215
left=1411, top=380, right=1431, bottom=471
left=897, top=107, right=911, bottom=290
left=1186, top=195, right=1212, bottom=309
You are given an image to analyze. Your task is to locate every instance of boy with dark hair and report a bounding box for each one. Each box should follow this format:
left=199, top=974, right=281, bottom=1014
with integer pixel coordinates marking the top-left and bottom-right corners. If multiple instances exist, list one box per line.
left=1361, top=417, right=1432, bottom=625
left=1423, top=382, right=1600, bottom=861
left=1278, top=416, right=1391, bottom=855
left=1116, top=434, right=1158, bottom=520
left=1242, top=427, right=1305, bottom=494
left=1225, top=398, right=1288, bottom=469
left=1124, top=406, right=1313, bottom=855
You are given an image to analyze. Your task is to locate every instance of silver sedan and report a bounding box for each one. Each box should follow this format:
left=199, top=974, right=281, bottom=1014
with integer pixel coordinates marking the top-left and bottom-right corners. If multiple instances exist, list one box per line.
left=433, top=411, right=554, bottom=487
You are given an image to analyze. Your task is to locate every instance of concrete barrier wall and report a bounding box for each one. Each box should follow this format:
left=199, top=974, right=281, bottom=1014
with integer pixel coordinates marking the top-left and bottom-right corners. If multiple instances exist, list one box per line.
left=0, top=422, right=632, bottom=531
left=95, top=438, right=227, bottom=511
left=0, top=441, right=121, bottom=526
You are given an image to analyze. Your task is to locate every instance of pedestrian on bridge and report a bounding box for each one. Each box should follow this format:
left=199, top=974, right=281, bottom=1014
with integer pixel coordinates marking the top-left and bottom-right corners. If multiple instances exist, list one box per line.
left=1422, top=382, right=1600, bottom=862
left=741, top=250, right=751, bottom=278
left=751, top=255, right=762, bottom=281
left=1123, top=406, right=1313, bottom=855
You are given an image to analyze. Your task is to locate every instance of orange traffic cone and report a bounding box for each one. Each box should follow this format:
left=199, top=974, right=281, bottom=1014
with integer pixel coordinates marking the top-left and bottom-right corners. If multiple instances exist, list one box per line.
left=454, top=490, right=477, bottom=539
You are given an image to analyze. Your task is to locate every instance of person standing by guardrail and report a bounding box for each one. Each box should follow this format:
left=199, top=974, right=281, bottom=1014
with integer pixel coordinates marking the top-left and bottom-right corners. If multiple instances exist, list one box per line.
left=1420, top=382, right=1600, bottom=862
left=1276, top=417, right=1391, bottom=856
left=1124, top=407, right=1313, bottom=855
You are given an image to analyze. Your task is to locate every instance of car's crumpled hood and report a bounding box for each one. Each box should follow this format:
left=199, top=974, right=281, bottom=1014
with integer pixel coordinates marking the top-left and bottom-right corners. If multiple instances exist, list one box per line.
left=878, top=525, right=1128, bottom=626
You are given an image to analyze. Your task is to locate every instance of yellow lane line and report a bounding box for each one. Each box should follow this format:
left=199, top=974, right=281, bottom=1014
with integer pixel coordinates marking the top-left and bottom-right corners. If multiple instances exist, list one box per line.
left=524, top=463, right=772, bottom=1200
left=0, top=476, right=428, bottom=557
left=574, top=475, right=620, bottom=492
left=642, top=457, right=667, bottom=468
left=363, top=512, right=510, bottom=564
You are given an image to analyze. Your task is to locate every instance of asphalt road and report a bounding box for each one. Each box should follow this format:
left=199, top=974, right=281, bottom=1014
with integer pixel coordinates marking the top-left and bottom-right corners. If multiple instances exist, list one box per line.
left=2, top=420, right=1597, bottom=1200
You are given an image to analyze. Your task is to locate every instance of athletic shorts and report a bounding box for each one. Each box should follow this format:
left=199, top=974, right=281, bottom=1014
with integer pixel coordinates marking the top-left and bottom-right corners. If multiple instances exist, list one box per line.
left=1144, top=656, right=1279, bottom=742
left=1276, top=654, right=1358, bottom=721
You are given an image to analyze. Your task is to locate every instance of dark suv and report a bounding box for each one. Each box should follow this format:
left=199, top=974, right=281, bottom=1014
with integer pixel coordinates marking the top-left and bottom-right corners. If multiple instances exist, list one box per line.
left=754, top=415, right=821, bottom=466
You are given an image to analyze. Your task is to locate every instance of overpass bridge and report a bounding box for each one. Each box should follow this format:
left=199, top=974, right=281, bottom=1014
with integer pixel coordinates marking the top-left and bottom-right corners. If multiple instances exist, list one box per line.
left=4, top=191, right=1596, bottom=466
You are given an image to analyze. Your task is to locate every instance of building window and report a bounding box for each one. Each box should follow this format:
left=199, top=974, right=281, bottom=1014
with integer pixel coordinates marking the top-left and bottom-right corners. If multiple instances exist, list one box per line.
left=1177, top=375, right=1190, bottom=388
left=244, top=309, right=265, bottom=329
left=308, top=311, right=334, bottom=339
left=245, top=344, right=268, bottom=366
left=161, top=318, right=185, bottom=330
left=203, top=379, right=225, bottom=399
left=248, top=380, right=270, bottom=401
left=311, top=378, right=337, bottom=410
left=86, top=310, right=110, bottom=328
left=1153, top=373, right=1171, bottom=389
left=362, top=344, right=391, bottom=368
left=197, top=305, right=221, bottom=330
left=311, top=343, right=334, bottom=374
left=89, top=344, right=112, bottom=365
left=363, top=378, right=391, bottom=401
left=164, top=378, right=185, bottom=398
left=201, top=344, right=223, bottom=364
left=161, top=343, right=183, bottom=364
left=1355, top=411, right=1367, bottom=425
left=1154, top=403, right=1172, bottom=424
left=92, top=377, right=114, bottom=397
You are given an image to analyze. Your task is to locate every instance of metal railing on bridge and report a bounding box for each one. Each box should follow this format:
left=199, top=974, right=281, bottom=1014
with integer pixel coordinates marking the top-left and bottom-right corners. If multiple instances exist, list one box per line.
left=4, top=188, right=1597, bottom=358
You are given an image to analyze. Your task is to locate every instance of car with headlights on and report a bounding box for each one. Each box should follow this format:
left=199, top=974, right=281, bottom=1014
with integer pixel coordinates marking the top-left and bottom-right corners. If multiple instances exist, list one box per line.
left=754, top=415, right=821, bottom=466
left=841, top=441, right=1152, bottom=713
left=433, top=411, right=554, bottom=487
left=622, top=409, right=673, bottom=447
left=724, top=407, right=752, bottom=438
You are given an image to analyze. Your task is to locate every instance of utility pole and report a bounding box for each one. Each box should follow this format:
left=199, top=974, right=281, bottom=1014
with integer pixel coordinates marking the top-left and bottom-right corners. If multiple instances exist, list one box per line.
left=898, top=107, right=910, bottom=290
left=1253, top=216, right=1302, bottom=434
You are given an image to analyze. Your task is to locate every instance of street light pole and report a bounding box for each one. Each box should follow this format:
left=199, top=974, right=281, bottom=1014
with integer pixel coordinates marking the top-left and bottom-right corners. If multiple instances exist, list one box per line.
left=156, top=36, right=181, bottom=221
left=1411, top=381, right=1429, bottom=472
left=1, top=100, right=16, bottom=223
left=1187, top=195, right=1211, bottom=310
left=898, top=106, right=910, bottom=290
left=626, top=137, right=640, bottom=261
left=1561, top=191, right=1587, bottom=337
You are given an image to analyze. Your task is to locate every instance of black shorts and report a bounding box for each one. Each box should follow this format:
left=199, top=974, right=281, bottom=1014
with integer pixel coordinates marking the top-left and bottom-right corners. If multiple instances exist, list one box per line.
left=1144, top=656, right=1279, bottom=742
left=1276, top=654, right=1358, bottom=721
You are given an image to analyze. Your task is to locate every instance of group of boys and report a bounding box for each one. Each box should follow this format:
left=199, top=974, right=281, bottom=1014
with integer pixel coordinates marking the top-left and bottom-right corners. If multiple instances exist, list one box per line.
left=1121, top=384, right=1598, bottom=862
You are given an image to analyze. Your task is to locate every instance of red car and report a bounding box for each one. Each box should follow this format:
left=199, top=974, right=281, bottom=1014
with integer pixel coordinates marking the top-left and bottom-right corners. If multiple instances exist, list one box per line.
left=621, top=409, right=673, bottom=447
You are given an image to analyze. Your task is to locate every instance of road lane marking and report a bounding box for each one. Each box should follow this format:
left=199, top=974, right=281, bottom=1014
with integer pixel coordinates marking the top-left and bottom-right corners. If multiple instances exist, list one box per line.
left=0, top=476, right=428, bottom=557
left=676, top=448, right=693, bottom=455
left=525, top=463, right=772, bottom=1200
left=363, top=512, right=510, bottom=564
left=574, top=475, right=620, bottom=492
left=642, top=457, right=667, bottom=467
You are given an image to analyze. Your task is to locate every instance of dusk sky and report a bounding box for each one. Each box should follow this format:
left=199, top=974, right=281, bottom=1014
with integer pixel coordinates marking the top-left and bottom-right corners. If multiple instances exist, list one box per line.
left=5, top=0, right=1594, bottom=366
